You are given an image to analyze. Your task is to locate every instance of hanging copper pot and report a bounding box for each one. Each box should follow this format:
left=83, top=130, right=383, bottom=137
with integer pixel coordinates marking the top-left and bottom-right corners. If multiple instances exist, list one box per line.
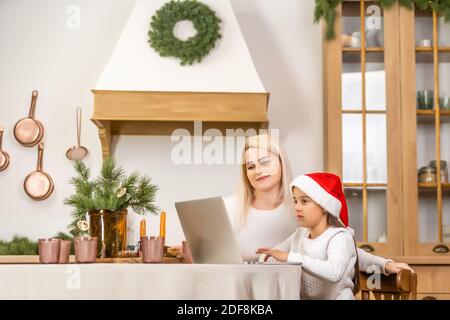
left=0, top=125, right=10, bottom=172
left=14, top=90, right=44, bottom=147
left=24, top=143, right=54, bottom=200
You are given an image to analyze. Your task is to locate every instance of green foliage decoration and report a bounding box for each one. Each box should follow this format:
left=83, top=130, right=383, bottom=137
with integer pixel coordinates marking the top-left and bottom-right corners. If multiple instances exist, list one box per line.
left=0, top=232, right=74, bottom=255
left=148, top=0, right=221, bottom=65
left=64, top=158, right=159, bottom=236
left=315, top=0, right=450, bottom=40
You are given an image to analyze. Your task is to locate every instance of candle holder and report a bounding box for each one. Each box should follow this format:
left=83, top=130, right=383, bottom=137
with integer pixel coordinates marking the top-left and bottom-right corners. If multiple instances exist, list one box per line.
left=141, top=236, right=164, bottom=263
left=182, top=240, right=193, bottom=264
left=59, top=240, right=71, bottom=264
left=74, top=236, right=98, bottom=263
left=38, top=238, right=61, bottom=264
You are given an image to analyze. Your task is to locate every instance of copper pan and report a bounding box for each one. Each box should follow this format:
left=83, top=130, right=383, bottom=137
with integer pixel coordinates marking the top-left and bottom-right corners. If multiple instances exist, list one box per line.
left=0, top=125, right=10, bottom=172
left=14, top=90, right=44, bottom=147
left=24, top=143, right=54, bottom=200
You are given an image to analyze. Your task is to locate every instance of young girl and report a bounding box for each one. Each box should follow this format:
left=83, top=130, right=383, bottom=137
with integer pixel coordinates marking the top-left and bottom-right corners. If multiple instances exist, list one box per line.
left=257, top=172, right=358, bottom=300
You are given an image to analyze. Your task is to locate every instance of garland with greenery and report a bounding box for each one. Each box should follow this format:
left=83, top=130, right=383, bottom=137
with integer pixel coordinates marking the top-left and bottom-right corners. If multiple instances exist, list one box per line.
left=64, top=158, right=159, bottom=236
left=315, top=0, right=450, bottom=40
left=148, top=0, right=221, bottom=65
left=0, top=232, right=73, bottom=255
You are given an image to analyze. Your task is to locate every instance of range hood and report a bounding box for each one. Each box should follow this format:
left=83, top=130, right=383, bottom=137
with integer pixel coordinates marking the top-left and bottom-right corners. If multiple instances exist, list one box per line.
left=91, top=0, right=269, bottom=159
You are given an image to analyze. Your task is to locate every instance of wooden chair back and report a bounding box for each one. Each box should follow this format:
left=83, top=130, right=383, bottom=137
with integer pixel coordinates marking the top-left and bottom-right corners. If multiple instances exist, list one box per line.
left=359, top=269, right=417, bottom=300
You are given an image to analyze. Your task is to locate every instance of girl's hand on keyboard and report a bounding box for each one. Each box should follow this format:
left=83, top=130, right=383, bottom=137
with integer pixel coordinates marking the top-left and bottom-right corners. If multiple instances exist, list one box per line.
left=256, top=248, right=288, bottom=262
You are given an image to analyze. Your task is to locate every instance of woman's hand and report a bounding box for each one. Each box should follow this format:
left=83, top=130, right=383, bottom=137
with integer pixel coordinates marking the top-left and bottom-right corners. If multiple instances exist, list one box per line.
left=384, top=261, right=415, bottom=274
left=256, top=247, right=289, bottom=262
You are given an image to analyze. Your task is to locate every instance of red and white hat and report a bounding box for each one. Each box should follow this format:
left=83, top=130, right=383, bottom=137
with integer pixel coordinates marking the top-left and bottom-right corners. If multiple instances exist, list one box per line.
left=289, top=172, right=349, bottom=227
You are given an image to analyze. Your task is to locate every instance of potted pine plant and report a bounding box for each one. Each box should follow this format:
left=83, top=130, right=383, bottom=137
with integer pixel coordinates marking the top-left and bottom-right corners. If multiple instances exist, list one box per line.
left=64, top=158, right=159, bottom=258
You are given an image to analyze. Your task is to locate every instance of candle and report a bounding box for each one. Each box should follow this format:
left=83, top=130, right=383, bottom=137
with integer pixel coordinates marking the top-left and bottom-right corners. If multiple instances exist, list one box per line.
left=140, top=219, right=146, bottom=238
left=159, top=210, right=166, bottom=238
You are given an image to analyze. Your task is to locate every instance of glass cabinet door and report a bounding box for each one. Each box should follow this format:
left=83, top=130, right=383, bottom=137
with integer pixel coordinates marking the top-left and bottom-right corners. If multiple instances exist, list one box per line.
left=403, top=4, right=450, bottom=256
left=324, top=0, right=402, bottom=256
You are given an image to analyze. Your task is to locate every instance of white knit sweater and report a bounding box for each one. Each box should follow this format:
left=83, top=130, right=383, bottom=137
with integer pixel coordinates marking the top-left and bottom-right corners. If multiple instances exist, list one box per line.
left=223, top=195, right=392, bottom=273
left=274, top=226, right=357, bottom=300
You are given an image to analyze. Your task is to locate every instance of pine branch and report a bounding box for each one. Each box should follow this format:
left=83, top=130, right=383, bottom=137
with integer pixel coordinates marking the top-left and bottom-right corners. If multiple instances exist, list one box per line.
left=0, top=235, right=38, bottom=255
left=316, top=0, right=450, bottom=40
left=65, top=158, right=159, bottom=234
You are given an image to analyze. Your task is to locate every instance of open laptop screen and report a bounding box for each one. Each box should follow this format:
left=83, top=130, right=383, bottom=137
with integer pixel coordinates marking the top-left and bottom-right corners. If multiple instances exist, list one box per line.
left=175, top=197, right=243, bottom=264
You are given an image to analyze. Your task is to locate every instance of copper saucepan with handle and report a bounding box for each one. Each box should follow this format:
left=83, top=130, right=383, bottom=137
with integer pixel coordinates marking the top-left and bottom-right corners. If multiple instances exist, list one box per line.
left=14, top=90, right=44, bottom=147
left=24, top=142, right=54, bottom=200
left=0, top=125, right=10, bottom=172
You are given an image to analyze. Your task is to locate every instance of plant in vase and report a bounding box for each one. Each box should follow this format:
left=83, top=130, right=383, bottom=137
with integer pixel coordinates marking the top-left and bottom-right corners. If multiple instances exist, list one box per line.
left=64, top=158, right=159, bottom=258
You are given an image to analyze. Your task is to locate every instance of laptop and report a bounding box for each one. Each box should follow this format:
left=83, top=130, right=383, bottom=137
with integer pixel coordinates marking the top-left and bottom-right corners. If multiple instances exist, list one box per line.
left=175, top=197, right=243, bottom=264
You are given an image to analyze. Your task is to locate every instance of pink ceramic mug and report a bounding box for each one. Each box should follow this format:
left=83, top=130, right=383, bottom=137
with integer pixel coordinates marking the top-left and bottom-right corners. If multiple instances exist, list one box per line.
left=38, top=238, right=61, bottom=264
left=141, top=237, right=164, bottom=263
left=74, top=236, right=97, bottom=263
left=59, top=240, right=71, bottom=264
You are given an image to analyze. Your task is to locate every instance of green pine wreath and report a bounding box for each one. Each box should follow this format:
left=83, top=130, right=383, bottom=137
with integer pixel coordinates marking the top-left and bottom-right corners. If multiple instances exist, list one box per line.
left=148, top=0, right=222, bottom=65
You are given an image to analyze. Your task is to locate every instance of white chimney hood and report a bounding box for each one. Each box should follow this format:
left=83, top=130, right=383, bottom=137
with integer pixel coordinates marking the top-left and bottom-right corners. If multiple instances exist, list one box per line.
left=91, top=0, right=269, bottom=159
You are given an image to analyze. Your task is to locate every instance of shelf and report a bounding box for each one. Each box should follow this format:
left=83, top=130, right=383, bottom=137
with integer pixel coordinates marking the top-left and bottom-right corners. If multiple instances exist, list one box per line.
left=415, top=47, right=450, bottom=52
left=343, top=48, right=450, bottom=63
left=91, top=90, right=269, bottom=160
left=342, top=109, right=386, bottom=114
left=342, top=47, right=384, bottom=52
left=418, top=182, right=450, bottom=190
left=415, top=49, right=450, bottom=63
left=343, top=50, right=385, bottom=63
left=416, top=47, right=433, bottom=52
left=417, top=110, right=450, bottom=123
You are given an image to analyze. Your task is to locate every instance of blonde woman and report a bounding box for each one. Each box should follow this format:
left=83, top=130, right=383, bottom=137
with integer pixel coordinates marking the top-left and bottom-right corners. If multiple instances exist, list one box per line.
left=223, top=134, right=413, bottom=275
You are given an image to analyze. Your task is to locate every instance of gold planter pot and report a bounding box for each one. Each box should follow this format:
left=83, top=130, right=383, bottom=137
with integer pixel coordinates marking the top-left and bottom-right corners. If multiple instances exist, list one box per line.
left=88, top=209, right=127, bottom=258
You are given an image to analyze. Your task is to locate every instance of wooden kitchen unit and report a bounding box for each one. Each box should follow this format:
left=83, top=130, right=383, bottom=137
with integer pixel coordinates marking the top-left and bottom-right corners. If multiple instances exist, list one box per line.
left=324, top=0, right=450, bottom=298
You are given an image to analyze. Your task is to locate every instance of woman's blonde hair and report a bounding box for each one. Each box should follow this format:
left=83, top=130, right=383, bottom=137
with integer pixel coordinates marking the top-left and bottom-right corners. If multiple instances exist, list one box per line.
left=235, top=134, right=293, bottom=228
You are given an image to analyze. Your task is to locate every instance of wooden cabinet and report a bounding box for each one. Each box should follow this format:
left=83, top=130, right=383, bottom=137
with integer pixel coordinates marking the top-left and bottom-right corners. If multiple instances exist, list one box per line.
left=323, top=0, right=450, bottom=298
left=400, top=6, right=450, bottom=257
left=324, top=0, right=403, bottom=257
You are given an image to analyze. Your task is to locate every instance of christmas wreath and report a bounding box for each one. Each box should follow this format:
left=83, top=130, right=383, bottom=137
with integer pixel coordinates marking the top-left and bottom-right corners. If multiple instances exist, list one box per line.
left=148, top=0, right=222, bottom=65
left=315, top=0, right=450, bottom=40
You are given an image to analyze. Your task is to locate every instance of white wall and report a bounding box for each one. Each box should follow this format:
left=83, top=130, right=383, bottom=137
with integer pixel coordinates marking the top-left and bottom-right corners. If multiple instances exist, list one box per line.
left=0, top=0, right=323, bottom=246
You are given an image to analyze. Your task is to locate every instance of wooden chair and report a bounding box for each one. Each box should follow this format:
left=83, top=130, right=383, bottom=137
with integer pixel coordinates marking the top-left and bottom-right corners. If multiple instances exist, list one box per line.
left=359, top=269, right=417, bottom=300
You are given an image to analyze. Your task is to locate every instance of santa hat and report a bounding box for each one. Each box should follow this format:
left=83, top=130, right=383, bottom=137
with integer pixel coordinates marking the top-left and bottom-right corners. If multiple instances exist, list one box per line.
left=289, top=173, right=349, bottom=227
